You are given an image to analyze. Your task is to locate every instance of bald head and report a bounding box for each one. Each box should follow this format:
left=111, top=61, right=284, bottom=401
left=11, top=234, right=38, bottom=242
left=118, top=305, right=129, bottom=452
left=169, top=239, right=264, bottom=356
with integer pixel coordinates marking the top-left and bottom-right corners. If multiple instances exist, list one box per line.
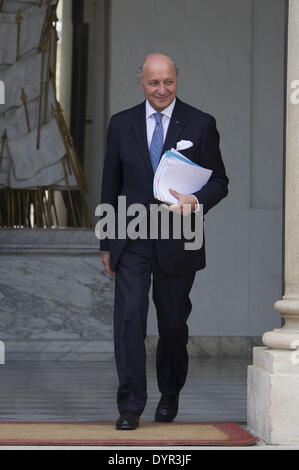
left=137, top=54, right=178, bottom=83
left=137, top=53, right=178, bottom=112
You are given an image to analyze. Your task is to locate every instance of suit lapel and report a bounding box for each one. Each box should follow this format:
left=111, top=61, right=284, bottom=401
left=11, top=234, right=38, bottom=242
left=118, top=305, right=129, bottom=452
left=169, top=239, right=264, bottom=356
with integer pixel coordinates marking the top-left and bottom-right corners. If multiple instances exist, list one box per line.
left=162, top=98, right=187, bottom=155
left=132, top=101, right=154, bottom=178
left=131, top=98, right=188, bottom=178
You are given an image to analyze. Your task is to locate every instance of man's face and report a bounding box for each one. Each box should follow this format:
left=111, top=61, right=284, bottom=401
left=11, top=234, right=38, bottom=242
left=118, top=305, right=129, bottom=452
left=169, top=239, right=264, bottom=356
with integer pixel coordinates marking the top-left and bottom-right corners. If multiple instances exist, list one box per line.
left=139, top=57, right=177, bottom=112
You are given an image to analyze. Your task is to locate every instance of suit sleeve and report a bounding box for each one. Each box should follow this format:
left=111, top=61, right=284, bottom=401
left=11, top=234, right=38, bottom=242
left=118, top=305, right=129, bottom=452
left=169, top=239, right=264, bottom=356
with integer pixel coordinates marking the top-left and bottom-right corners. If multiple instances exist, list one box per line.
left=99, top=117, right=123, bottom=252
left=192, top=116, right=229, bottom=215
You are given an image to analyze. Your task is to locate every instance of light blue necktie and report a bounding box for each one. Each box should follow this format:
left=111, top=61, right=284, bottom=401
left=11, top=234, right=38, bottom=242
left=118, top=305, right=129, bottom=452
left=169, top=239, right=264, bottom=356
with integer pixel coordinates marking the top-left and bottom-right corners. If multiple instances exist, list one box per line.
left=149, top=112, right=164, bottom=173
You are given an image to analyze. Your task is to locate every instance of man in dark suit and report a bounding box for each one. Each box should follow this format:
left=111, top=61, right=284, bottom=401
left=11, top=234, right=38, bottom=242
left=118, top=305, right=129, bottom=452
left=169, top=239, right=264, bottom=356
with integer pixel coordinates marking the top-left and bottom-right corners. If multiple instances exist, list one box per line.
left=99, top=53, right=228, bottom=430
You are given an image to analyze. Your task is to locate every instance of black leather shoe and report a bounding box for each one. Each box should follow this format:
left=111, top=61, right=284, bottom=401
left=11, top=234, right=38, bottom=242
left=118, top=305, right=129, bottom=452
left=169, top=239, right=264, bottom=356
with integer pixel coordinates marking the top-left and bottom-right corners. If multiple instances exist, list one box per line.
left=155, top=394, right=180, bottom=422
left=115, top=411, right=140, bottom=430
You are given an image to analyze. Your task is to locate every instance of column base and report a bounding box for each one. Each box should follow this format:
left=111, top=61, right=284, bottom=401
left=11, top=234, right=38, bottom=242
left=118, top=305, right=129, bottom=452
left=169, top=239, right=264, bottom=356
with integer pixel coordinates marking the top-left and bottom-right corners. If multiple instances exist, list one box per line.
left=247, top=346, right=299, bottom=445
left=263, top=329, right=299, bottom=349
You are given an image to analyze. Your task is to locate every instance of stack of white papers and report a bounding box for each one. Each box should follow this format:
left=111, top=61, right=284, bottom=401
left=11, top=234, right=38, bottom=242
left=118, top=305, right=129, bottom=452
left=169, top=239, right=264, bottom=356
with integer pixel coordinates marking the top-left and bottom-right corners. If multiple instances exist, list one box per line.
left=153, top=148, right=212, bottom=204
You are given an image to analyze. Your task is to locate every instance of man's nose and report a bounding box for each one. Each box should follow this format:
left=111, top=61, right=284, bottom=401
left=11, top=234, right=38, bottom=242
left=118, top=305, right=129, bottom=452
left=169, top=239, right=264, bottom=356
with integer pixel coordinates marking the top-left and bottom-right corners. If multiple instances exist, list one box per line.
left=157, top=84, right=166, bottom=95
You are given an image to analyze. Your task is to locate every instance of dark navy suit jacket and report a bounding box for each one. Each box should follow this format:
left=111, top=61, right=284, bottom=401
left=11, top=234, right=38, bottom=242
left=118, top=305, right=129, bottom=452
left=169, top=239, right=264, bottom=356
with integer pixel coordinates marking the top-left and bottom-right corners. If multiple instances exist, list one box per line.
left=99, top=97, right=229, bottom=275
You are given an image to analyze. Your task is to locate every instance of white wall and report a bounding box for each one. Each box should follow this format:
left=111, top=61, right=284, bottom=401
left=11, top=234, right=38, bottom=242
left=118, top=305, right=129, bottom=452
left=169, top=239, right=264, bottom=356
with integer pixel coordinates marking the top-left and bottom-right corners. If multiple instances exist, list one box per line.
left=107, top=0, right=285, bottom=335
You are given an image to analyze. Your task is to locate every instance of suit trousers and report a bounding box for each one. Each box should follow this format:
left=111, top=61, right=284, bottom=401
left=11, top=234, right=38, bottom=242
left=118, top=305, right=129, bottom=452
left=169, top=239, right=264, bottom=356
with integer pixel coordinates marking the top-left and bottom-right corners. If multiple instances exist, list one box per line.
left=113, top=238, right=196, bottom=415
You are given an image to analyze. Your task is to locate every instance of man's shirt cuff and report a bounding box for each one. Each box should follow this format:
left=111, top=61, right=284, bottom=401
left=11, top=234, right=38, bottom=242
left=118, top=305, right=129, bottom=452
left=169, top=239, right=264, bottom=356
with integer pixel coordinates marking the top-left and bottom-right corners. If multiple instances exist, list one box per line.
left=192, top=195, right=200, bottom=213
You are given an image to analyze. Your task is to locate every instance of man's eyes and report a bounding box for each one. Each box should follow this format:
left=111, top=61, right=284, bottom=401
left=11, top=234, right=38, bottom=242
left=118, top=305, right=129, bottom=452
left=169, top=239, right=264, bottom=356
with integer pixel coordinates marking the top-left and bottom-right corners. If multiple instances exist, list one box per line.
left=148, top=81, right=174, bottom=86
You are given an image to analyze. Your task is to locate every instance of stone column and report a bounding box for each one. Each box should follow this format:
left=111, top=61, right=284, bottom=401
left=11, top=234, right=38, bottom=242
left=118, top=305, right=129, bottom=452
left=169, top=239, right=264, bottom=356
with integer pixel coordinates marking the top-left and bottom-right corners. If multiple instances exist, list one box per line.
left=247, top=0, right=299, bottom=445
left=55, top=0, right=73, bottom=226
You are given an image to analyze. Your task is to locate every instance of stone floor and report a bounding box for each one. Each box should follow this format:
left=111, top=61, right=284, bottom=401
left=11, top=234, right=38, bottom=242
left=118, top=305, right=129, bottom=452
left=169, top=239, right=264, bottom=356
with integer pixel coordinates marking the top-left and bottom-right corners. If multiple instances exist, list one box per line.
left=0, top=358, right=248, bottom=422
left=0, top=357, right=296, bottom=449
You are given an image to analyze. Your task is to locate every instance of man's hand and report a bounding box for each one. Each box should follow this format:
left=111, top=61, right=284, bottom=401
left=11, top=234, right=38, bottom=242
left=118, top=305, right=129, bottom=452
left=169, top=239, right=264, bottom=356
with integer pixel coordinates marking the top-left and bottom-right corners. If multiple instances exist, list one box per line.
left=101, top=252, right=115, bottom=276
left=161, top=188, right=198, bottom=215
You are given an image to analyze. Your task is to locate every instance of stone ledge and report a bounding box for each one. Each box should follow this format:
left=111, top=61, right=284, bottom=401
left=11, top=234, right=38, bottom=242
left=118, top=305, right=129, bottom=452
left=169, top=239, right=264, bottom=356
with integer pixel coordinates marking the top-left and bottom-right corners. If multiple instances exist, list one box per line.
left=0, top=228, right=100, bottom=255
left=2, top=336, right=263, bottom=361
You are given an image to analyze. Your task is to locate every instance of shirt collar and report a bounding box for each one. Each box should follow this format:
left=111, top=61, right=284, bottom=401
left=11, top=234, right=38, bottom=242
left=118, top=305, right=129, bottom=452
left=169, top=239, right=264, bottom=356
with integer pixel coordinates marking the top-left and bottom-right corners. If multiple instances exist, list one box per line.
left=145, top=98, right=176, bottom=119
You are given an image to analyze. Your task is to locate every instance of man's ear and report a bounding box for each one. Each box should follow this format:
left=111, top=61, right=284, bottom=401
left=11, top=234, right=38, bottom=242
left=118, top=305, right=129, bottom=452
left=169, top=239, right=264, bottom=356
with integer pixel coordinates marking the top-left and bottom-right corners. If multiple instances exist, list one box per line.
left=138, top=80, right=144, bottom=92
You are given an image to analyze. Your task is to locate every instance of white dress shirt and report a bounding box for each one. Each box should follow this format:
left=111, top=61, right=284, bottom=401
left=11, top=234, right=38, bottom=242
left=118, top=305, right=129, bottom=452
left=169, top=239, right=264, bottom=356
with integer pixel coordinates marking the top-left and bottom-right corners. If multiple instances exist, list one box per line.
left=145, top=98, right=176, bottom=148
